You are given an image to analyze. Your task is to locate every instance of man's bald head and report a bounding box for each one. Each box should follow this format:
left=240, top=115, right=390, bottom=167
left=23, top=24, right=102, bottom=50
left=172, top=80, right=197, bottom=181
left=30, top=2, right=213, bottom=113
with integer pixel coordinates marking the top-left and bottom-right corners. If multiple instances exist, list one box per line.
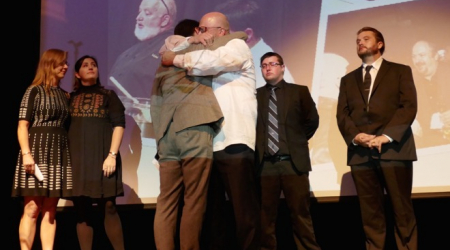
left=199, top=12, right=230, bottom=37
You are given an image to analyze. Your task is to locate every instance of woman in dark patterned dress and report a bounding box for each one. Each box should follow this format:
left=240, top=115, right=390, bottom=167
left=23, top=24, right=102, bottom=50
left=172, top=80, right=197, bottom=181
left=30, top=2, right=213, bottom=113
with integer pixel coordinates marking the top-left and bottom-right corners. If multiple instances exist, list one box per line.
left=68, top=55, right=126, bottom=250
left=12, top=48, right=72, bottom=249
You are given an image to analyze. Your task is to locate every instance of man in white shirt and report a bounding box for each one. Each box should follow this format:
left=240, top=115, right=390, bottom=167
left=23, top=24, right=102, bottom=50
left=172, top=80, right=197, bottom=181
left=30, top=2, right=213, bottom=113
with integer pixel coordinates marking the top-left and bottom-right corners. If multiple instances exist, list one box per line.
left=162, top=11, right=260, bottom=250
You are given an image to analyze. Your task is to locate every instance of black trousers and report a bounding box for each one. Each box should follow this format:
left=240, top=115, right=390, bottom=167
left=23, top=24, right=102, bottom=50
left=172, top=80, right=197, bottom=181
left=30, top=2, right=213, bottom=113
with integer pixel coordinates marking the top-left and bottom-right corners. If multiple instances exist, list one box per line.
left=260, top=159, right=321, bottom=250
left=202, top=144, right=261, bottom=250
left=351, top=160, right=417, bottom=250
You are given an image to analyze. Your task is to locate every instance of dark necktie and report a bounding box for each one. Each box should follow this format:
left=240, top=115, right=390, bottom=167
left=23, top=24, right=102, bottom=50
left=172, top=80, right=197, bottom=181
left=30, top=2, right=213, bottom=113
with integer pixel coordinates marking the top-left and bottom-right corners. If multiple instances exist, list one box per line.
left=363, top=65, right=373, bottom=103
left=268, top=86, right=279, bottom=155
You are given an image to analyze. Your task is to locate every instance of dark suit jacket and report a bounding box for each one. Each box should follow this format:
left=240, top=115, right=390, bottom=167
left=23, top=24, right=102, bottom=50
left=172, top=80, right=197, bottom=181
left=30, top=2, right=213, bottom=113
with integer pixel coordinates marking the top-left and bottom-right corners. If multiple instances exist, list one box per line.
left=336, top=59, right=418, bottom=166
left=150, top=32, right=248, bottom=144
left=255, top=80, right=319, bottom=173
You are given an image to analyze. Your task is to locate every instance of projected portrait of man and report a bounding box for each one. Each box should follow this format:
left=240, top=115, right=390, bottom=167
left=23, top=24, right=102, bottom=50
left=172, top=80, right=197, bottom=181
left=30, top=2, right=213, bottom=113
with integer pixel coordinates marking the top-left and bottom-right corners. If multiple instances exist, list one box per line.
left=108, top=0, right=178, bottom=204
left=108, top=0, right=177, bottom=139
left=411, top=40, right=450, bottom=148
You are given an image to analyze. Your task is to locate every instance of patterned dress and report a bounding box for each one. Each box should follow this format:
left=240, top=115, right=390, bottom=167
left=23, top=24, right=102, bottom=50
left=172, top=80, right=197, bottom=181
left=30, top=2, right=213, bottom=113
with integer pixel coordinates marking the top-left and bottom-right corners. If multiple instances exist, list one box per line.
left=68, top=84, right=125, bottom=198
left=12, top=85, right=73, bottom=197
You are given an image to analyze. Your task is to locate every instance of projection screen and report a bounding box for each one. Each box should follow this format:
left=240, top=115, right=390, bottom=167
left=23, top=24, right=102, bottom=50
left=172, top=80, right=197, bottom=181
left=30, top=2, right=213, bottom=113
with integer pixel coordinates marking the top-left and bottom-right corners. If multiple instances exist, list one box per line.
left=40, top=0, right=450, bottom=206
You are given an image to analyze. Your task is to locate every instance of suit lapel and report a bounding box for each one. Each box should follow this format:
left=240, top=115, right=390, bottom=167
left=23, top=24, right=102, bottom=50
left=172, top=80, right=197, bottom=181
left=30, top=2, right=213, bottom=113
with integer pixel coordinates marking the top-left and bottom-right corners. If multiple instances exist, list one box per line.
left=355, top=61, right=390, bottom=103
left=355, top=66, right=366, bottom=103
left=371, top=60, right=389, bottom=97
left=279, top=81, right=289, bottom=122
left=260, top=87, right=270, bottom=125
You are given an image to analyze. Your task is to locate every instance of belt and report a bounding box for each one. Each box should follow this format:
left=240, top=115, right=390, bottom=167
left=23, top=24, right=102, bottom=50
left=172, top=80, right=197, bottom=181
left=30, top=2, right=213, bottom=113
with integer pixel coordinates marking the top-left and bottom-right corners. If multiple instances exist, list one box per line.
left=263, top=154, right=291, bottom=163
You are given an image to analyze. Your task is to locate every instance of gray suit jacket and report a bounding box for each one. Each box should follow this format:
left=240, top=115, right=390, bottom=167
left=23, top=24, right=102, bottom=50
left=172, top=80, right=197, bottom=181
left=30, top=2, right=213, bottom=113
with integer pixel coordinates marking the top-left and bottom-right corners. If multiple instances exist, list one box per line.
left=150, top=32, right=248, bottom=144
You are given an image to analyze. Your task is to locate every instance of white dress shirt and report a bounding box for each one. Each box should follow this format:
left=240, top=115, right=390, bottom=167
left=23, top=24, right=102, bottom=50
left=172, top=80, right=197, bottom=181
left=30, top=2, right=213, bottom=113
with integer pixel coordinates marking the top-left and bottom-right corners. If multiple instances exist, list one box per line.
left=173, top=38, right=257, bottom=151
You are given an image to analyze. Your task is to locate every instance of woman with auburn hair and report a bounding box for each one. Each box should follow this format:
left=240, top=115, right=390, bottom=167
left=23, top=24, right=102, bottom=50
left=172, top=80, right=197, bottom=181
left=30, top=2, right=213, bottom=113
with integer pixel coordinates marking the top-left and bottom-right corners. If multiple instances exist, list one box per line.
left=12, top=48, right=73, bottom=250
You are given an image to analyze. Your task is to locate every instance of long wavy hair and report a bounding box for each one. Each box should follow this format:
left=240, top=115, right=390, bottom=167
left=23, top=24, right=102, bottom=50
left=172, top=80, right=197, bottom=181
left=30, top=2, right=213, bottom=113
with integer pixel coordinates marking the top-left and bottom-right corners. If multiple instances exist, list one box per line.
left=30, top=48, right=68, bottom=93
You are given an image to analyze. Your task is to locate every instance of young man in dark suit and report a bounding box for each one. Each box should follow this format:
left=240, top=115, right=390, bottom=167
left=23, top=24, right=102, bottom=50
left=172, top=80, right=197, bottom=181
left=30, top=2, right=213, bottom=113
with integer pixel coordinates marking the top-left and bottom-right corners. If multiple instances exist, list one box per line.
left=255, top=52, right=321, bottom=250
left=336, top=26, right=418, bottom=250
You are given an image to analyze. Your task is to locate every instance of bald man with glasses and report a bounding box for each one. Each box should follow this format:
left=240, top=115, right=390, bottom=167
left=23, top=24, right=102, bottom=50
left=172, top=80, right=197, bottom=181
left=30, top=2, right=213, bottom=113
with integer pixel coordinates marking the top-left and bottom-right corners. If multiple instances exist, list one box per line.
left=162, top=11, right=260, bottom=250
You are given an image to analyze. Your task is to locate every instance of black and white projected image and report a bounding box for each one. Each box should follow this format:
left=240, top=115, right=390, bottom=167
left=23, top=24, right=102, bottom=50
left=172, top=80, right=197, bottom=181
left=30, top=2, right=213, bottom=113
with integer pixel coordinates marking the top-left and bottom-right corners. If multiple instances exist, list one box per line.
left=40, top=0, right=450, bottom=205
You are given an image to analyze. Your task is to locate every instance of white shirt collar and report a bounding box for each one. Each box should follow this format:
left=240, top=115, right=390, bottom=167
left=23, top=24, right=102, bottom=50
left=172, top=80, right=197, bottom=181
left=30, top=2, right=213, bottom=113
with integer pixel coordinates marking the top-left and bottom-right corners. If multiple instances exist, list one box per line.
left=363, top=57, right=383, bottom=71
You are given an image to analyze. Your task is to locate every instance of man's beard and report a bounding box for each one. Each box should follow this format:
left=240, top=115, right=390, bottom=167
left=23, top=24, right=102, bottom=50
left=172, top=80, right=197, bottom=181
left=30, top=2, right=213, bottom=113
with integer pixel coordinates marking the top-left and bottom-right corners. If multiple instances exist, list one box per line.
left=134, top=26, right=158, bottom=41
left=358, top=47, right=377, bottom=60
left=358, top=52, right=371, bottom=60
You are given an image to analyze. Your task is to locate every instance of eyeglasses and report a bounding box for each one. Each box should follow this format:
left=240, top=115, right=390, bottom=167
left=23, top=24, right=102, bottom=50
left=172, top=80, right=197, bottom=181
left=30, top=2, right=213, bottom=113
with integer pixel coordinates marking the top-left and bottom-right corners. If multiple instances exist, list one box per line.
left=195, top=26, right=222, bottom=34
left=260, top=62, right=281, bottom=69
left=160, top=0, right=169, bottom=16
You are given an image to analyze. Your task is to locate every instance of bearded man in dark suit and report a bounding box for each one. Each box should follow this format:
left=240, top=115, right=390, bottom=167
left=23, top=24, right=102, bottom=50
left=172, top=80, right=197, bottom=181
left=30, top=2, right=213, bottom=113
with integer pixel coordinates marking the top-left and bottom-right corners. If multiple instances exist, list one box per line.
left=336, top=26, right=418, bottom=250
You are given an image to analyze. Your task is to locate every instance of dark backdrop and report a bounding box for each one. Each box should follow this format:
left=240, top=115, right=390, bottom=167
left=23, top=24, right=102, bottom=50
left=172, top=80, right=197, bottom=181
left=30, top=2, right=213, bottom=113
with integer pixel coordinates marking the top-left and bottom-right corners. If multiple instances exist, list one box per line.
left=6, top=1, right=449, bottom=250
left=6, top=1, right=42, bottom=250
